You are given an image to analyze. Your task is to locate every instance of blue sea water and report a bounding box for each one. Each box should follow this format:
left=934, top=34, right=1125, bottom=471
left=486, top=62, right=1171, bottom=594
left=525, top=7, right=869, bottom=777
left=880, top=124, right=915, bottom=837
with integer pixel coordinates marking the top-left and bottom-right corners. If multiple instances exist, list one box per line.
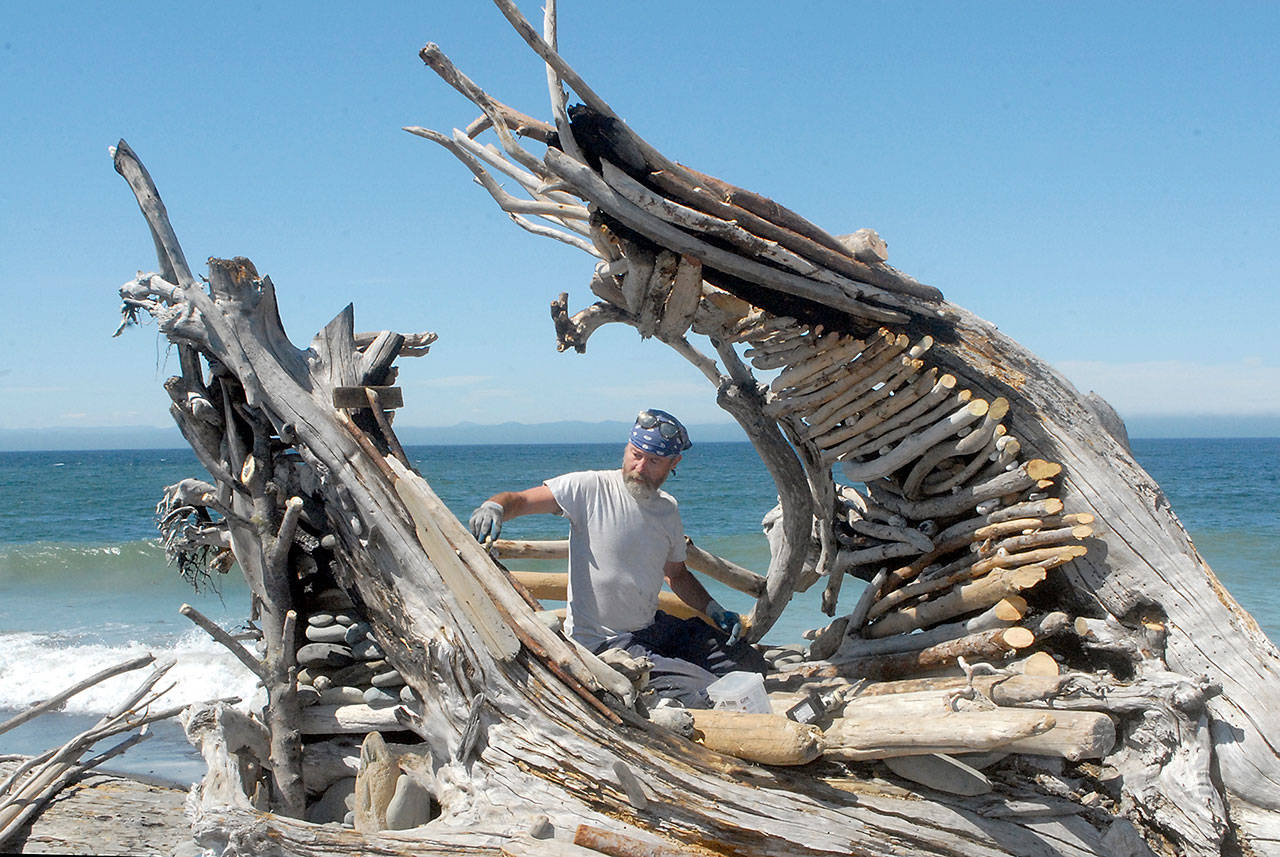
left=0, top=439, right=1276, bottom=782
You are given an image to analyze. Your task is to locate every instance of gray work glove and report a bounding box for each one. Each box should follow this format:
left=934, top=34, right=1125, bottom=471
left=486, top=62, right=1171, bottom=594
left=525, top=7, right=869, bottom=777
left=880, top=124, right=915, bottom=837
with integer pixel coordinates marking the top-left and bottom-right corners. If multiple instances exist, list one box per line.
left=706, top=599, right=742, bottom=645
left=468, top=500, right=505, bottom=545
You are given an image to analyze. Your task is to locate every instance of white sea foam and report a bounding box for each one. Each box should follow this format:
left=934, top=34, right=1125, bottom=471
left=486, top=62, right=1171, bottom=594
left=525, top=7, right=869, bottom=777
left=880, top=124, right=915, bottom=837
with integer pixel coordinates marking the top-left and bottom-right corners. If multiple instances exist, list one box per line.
left=0, top=628, right=262, bottom=715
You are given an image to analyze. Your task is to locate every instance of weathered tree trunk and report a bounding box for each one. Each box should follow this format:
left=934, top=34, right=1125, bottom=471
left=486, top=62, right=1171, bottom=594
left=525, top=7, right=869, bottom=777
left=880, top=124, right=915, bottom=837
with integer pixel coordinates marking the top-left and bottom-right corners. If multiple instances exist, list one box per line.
left=109, top=4, right=1280, bottom=856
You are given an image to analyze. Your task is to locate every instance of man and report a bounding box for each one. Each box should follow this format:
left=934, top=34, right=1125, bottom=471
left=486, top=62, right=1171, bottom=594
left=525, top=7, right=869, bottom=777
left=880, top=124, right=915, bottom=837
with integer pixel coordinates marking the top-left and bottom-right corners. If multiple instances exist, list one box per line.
left=468, top=409, right=767, bottom=707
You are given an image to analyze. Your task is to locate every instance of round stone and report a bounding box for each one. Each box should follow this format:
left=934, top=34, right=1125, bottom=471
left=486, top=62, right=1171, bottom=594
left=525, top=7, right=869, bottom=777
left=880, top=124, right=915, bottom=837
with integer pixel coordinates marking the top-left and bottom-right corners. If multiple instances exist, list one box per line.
left=371, top=669, right=404, bottom=688
left=308, top=612, right=336, bottom=628
left=352, top=639, right=384, bottom=661
left=306, top=624, right=350, bottom=644
left=363, top=686, right=400, bottom=707
left=344, top=622, right=371, bottom=644
left=318, top=686, right=366, bottom=705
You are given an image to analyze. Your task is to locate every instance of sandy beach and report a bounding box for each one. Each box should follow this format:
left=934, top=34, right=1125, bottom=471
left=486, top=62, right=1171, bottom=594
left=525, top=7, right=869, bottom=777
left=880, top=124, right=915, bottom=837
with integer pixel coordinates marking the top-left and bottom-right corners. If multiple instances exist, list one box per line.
left=1, top=759, right=197, bottom=856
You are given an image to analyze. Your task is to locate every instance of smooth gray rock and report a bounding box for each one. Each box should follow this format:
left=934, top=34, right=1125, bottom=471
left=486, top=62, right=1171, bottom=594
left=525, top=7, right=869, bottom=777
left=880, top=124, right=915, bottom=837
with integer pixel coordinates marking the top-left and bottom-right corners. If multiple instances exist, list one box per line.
left=527, top=814, right=553, bottom=839
left=327, top=662, right=376, bottom=686
left=371, top=669, right=404, bottom=688
left=400, top=685, right=418, bottom=703
left=297, top=685, right=321, bottom=707
left=297, top=642, right=354, bottom=668
left=308, top=612, right=336, bottom=628
left=305, top=624, right=350, bottom=644
left=385, top=773, right=433, bottom=830
left=344, top=622, right=371, bottom=644
left=352, top=639, right=384, bottom=661
left=363, top=686, right=400, bottom=707
left=318, top=686, right=367, bottom=705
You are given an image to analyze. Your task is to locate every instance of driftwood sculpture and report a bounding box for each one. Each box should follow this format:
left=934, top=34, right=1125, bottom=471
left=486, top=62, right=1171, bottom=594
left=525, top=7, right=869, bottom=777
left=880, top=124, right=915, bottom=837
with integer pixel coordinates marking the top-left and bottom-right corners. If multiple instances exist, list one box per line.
left=112, top=3, right=1279, bottom=856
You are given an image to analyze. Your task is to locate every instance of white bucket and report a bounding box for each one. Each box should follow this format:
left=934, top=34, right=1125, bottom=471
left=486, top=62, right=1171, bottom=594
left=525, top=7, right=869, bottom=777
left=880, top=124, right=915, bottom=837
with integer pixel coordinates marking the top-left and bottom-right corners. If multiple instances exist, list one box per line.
left=706, top=671, right=770, bottom=714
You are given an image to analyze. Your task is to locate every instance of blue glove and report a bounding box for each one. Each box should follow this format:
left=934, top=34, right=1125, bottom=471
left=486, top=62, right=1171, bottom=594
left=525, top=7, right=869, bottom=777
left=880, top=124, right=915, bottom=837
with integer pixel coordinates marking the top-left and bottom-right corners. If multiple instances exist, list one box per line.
left=706, top=600, right=742, bottom=644
left=468, top=500, right=504, bottom=545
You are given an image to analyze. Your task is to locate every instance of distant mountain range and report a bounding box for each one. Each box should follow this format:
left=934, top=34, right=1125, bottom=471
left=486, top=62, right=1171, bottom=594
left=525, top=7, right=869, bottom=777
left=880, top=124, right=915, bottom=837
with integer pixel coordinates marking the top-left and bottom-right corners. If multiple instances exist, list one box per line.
left=2, top=415, right=1277, bottom=452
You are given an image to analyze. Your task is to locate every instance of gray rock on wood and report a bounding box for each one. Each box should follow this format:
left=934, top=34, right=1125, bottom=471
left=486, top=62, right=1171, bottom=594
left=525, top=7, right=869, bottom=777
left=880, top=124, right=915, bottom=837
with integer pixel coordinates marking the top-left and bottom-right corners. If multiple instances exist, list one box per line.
left=371, top=669, right=404, bottom=688
left=297, top=643, right=355, bottom=668
left=884, top=753, right=992, bottom=796
left=330, top=662, right=376, bottom=686
left=318, top=686, right=367, bottom=705
left=305, top=624, right=351, bottom=644
left=308, top=612, right=336, bottom=628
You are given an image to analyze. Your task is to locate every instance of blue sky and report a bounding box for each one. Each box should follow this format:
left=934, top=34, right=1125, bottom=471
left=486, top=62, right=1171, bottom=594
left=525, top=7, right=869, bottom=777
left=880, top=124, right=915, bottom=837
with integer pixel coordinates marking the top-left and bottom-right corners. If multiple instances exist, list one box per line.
left=1, top=2, right=1277, bottom=436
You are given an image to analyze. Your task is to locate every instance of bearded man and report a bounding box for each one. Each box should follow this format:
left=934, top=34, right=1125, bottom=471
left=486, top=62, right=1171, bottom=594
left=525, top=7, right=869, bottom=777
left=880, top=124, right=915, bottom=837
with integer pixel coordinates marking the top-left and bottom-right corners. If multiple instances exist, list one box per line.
left=468, top=409, right=767, bottom=707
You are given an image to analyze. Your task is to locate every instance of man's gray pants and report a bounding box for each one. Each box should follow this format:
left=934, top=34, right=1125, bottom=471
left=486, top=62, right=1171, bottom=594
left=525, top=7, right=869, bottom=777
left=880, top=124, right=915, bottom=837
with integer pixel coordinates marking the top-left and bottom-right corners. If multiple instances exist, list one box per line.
left=596, top=611, right=769, bottom=708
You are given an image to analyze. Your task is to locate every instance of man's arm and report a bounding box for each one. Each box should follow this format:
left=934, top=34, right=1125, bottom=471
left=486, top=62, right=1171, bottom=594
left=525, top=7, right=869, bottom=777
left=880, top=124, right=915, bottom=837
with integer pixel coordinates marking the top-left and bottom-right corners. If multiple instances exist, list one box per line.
left=665, top=560, right=712, bottom=613
left=487, top=485, right=562, bottom=519
left=469, top=485, right=562, bottom=545
left=667, top=560, right=742, bottom=641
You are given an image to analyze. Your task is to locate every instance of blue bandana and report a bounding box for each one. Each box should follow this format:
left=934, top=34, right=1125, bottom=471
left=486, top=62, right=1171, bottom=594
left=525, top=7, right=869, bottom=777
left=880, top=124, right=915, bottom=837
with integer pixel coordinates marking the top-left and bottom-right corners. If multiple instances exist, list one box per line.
left=629, top=409, right=692, bottom=458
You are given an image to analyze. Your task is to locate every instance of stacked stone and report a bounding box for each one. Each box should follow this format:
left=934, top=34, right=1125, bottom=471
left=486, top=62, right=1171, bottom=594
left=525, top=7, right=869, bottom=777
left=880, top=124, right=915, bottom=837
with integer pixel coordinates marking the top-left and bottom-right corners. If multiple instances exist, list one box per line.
left=294, top=588, right=432, bottom=827
left=294, top=589, right=415, bottom=709
left=760, top=643, right=806, bottom=671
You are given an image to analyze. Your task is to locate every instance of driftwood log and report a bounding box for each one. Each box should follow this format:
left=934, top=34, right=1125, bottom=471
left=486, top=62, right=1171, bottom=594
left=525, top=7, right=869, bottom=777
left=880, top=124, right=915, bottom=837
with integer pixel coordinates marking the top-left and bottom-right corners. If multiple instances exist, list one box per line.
left=108, top=3, right=1279, bottom=856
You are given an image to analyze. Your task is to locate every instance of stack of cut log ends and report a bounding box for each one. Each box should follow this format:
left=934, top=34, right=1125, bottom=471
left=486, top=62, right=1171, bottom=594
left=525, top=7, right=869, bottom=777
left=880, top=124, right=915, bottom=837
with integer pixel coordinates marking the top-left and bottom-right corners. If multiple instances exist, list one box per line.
left=286, top=585, right=435, bottom=829
left=686, top=309, right=1114, bottom=792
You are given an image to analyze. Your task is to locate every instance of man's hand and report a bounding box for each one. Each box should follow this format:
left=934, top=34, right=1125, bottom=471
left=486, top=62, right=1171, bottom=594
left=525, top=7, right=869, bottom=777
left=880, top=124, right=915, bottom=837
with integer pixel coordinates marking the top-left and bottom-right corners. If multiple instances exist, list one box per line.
left=468, top=500, right=505, bottom=545
left=706, top=600, right=742, bottom=645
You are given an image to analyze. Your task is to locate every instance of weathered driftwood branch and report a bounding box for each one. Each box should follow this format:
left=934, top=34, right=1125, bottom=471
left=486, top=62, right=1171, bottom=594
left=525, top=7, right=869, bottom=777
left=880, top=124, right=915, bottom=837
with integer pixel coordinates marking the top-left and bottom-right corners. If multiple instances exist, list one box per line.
left=0, top=657, right=216, bottom=849
left=0, top=654, right=155, bottom=738
left=803, top=627, right=1037, bottom=682
left=822, top=708, right=1056, bottom=762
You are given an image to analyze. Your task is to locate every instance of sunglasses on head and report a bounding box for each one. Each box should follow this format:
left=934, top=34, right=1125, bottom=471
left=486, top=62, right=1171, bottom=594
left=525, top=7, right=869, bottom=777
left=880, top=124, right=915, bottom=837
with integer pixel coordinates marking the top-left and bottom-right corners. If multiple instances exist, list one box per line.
left=635, top=410, right=683, bottom=440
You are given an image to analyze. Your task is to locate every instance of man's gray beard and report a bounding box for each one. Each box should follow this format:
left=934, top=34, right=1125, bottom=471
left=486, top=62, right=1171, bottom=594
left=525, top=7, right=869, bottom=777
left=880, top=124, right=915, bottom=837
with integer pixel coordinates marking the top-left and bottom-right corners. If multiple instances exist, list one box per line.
left=623, top=471, right=658, bottom=501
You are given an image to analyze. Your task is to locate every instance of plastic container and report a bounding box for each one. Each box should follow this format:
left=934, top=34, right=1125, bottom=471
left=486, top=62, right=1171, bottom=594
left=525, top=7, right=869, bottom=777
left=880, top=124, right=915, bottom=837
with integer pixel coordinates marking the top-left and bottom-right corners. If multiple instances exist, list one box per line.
left=706, top=671, right=771, bottom=714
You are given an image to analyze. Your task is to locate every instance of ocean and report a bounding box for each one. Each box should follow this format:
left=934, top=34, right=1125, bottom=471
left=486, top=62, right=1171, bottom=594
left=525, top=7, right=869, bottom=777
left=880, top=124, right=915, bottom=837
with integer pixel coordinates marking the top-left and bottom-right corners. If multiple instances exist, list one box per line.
left=1, top=439, right=1276, bottom=784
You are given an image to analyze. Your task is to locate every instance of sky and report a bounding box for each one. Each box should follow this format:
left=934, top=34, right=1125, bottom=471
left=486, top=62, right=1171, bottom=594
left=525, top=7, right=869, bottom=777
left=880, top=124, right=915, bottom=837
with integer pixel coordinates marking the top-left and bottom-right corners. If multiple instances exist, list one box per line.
left=2, top=1, right=1277, bottom=440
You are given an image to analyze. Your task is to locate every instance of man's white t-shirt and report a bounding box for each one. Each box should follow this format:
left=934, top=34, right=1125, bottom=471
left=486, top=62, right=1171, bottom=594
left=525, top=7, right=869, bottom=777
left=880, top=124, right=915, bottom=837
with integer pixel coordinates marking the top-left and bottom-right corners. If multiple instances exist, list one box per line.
left=543, top=469, right=686, bottom=650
